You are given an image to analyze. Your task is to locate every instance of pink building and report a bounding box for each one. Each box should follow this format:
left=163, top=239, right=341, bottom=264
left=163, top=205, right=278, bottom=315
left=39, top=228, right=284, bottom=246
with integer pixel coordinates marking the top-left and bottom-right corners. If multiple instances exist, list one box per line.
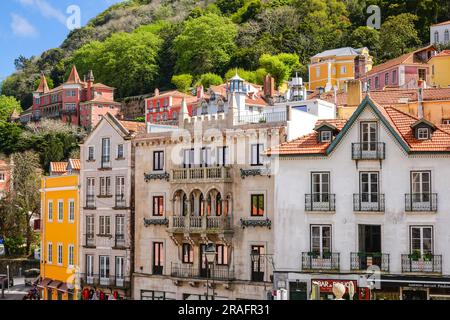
left=0, top=158, right=12, bottom=200
left=22, top=66, right=121, bottom=131
left=145, top=89, right=197, bottom=124
left=363, top=45, right=437, bottom=91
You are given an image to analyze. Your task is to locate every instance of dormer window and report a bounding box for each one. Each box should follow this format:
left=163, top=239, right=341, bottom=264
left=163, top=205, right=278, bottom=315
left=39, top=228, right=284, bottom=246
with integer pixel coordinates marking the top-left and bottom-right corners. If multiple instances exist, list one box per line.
left=417, top=128, right=430, bottom=140
left=320, top=131, right=332, bottom=143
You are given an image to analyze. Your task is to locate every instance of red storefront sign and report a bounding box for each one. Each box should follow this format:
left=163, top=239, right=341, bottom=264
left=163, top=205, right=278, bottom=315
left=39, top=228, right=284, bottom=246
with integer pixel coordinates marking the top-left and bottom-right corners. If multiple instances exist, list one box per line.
left=312, top=279, right=358, bottom=293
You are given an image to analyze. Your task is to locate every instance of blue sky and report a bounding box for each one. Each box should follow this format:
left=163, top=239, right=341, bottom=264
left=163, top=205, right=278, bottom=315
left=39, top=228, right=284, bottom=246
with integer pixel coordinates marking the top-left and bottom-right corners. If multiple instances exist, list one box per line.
left=0, top=0, right=125, bottom=81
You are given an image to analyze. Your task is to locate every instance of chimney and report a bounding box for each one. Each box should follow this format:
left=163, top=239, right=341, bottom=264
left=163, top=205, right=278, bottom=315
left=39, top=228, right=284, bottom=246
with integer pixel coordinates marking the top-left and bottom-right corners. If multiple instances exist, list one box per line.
left=154, top=88, right=160, bottom=97
left=87, top=70, right=94, bottom=101
left=264, top=74, right=275, bottom=98
left=179, top=97, right=189, bottom=127
left=346, top=80, right=363, bottom=107
left=196, top=85, right=204, bottom=99
left=354, top=55, right=367, bottom=79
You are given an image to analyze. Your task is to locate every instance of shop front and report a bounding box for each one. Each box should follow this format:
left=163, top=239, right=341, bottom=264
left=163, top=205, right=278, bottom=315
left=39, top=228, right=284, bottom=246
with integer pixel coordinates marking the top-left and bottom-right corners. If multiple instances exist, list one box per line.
left=311, top=279, right=358, bottom=300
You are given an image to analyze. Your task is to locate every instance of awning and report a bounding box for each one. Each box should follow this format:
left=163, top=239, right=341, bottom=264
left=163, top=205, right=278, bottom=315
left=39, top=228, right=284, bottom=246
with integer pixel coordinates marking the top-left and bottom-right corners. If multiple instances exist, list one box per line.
left=377, top=275, right=450, bottom=289
left=47, top=280, right=62, bottom=290
left=37, top=278, right=53, bottom=288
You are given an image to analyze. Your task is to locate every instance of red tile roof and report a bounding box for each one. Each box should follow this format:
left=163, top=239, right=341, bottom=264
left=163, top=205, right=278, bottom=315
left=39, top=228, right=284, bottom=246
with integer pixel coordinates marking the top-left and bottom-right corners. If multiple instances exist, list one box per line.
left=69, top=159, right=81, bottom=171
left=432, top=20, right=450, bottom=27
left=35, top=74, right=50, bottom=93
left=66, top=65, right=82, bottom=84
left=267, top=101, right=450, bottom=155
left=50, top=162, right=68, bottom=174
left=119, top=120, right=146, bottom=133
left=430, top=50, right=450, bottom=59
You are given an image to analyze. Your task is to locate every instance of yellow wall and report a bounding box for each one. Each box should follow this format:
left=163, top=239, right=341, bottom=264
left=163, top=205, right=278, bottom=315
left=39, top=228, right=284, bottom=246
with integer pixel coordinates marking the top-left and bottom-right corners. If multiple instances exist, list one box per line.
left=40, top=174, right=79, bottom=300
left=429, top=56, right=450, bottom=88
left=309, top=58, right=356, bottom=91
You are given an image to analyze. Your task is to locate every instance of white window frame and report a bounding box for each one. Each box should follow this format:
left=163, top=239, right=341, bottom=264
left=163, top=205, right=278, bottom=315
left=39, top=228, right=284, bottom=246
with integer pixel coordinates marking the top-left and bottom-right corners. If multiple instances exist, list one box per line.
left=410, top=226, right=433, bottom=255
left=310, top=225, right=332, bottom=255
left=117, top=144, right=124, bottom=159
left=48, top=200, right=53, bottom=222
left=68, top=199, right=75, bottom=223
left=57, top=200, right=64, bottom=223
left=87, top=146, right=95, bottom=161
left=68, top=244, right=74, bottom=267
left=320, top=131, right=332, bottom=143
left=417, top=128, right=430, bottom=140
left=250, top=144, right=264, bottom=166
left=57, top=243, right=63, bottom=266
left=47, top=242, right=53, bottom=264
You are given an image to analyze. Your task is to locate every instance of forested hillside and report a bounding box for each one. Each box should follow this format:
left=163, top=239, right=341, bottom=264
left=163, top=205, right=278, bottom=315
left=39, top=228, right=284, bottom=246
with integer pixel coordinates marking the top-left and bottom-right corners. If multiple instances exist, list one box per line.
left=1, top=0, right=450, bottom=109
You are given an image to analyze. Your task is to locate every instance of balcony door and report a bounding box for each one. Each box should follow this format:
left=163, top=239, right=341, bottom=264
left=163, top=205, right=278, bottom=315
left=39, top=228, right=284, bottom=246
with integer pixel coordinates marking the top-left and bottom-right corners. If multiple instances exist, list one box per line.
left=358, top=225, right=381, bottom=254
left=86, top=255, right=94, bottom=284
left=251, top=245, right=265, bottom=282
left=411, top=171, right=431, bottom=206
left=311, top=225, right=331, bottom=256
left=410, top=226, right=433, bottom=255
left=311, top=172, right=330, bottom=204
left=199, top=244, right=208, bottom=278
left=360, top=172, right=379, bottom=210
left=183, top=148, right=194, bottom=168
left=99, top=256, right=110, bottom=285
left=200, top=147, right=211, bottom=168
left=361, top=122, right=378, bottom=152
left=115, top=256, right=124, bottom=286
left=153, top=242, right=164, bottom=275
left=101, top=138, right=111, bottom=167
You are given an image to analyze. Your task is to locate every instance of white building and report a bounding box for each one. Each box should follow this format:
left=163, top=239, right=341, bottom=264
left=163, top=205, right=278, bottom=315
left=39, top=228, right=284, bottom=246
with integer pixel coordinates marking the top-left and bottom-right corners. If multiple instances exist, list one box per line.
left=431, top=20, right=450, bottom=45
left=268, top=96, right=450, bottom=300
left=79, top=113, right=144, bottom=299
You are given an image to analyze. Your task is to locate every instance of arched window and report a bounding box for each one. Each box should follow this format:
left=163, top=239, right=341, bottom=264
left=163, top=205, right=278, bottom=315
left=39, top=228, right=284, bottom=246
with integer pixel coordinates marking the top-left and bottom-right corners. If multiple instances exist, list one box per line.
left=199, top=193, right=205, bottom=216
left=190, top=194, right=195, bottom=215
left=445, top=30, right=449, bottom=43
left=207, top=194, right=212, bottom=216
left=216, top=193, right=222, bottom=216
left=434, top=31, right=439, bottom=43
left=182, top=193, right=188, bottom=216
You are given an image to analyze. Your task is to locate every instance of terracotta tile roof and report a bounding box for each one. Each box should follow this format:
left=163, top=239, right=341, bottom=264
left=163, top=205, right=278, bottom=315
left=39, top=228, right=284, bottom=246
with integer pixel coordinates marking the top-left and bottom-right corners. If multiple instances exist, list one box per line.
left=35, top=74, right=50, bottom=93
left=69, top=159, right=80, bottom=171
left=432, top=20, right=450, bottom=27
left=66, top=65, right=82, bottom=84
left=82, top=95, right=120, bottom=104
left=119, top=120, right=146, bottom=133
left=430, top=50, right=450, bottom=58
left=266, top=119, right=347, bottom=155
left=50, top=162, right=68, bottom=174
left=92, top=83, right=114, bottom=89
left=152, top=90, right=193, bottom=99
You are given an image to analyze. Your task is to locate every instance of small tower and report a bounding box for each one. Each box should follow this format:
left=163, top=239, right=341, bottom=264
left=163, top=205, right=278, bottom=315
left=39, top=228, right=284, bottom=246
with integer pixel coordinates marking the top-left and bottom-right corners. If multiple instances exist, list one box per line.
left=227, top=73, right=246, bottom=116
left=87, top=70, right=95, bottom=100
left=179, top=97, right=189, bottom=128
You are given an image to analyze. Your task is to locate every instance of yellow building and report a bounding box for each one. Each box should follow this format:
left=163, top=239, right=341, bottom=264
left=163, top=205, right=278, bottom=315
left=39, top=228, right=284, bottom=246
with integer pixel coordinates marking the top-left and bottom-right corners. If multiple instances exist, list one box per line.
left=429, top=50, right=450, bottom=88
left=39, top=160, right=80, bottom=300
left=309, top=47, right=373, bottom=92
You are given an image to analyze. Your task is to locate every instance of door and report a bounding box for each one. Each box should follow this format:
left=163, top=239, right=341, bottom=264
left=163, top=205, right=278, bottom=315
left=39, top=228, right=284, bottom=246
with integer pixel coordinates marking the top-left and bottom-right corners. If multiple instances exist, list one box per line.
left=101, top=138, right=111, bottom=166
left=311, top=172, right=330, bottom=205
left=358, top=225, right=382, bottom=269
left=199, top=244, right=208, bottom=278
left=115, top=256, right=124, bottom=286
left=361, top=122, right=377, bottom=152
left=411, top=171, right=431, bottom=207
left=360, top=172, right=379, bottom=210
left=251, top=245, right=265, bottom=282
left=201, top=148, right=211, bottom=167
left=311, top=225, right=332, bottom=256
left=183, top=149, right=194, bottom=168
left=86, top=255, right=94, bottom=284
left=99, top=256, right=110, bottom=285
left=153, top=242, right=164, bottom=275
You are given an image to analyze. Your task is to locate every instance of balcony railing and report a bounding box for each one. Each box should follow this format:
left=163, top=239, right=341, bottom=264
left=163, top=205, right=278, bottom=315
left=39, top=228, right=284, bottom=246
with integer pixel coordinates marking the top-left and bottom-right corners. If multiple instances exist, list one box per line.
left=81, top=274, right=130, bottom=288
left=170, top=263, right=233, bottom=281
left=101, top=155, right=111, bottom=169
left=115, top=194, right=126, bottom=208
left=405, top=193, right=437, bottom=212
left=170, top=215, right=232, bottom=234
left=352, top=142, right=385, bottom=160
left=85, top=234, right=95, bottom=247
left=235, top=111, right=287, bottom=124
left=302, top=252, right=340, bottom=271
left=115, top=234, right=126, bottom=248
left=350, top=252, right=389, bottom=272
left=153, top=265, right=164, bottom=275
left=85, top=195, right=95, bottom=209
left=353, top=193, right=385, bottom=212
left=305, top=194, right=336, bottom=212
left=250, top=254, right=274, bottom=282
left=171, top=166, right=232, bottom=183
left=401, top=254, right=442, bottom=273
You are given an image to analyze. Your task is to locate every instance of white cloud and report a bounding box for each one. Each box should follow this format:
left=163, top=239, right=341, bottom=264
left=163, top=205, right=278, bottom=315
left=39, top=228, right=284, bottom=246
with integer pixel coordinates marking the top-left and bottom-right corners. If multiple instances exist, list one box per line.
left=18, top=0, right=66, bottom=25
left=10, top=13, right=38, bottom=37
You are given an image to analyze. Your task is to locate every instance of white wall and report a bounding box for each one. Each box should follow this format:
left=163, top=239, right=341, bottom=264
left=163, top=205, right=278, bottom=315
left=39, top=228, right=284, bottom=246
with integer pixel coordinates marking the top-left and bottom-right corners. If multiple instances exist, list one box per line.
left=431, top=24, right=450, bottom=45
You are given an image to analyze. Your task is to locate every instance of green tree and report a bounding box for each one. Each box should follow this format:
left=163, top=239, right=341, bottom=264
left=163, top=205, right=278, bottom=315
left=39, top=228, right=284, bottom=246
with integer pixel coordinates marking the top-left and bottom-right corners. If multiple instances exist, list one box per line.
left=0, top=122, right=26, bottom=155
left=380, top=13, right=421, bottom=60
left=0, top=95, right=22, bottom=122
left=173, top=13, right=238, bottom=75
left=196, top=73, right=223, bottom=89
left=259, top=53, right=301, bottom=87
left=348, top=26, right=381, bottom=60
left=216, top=0, right=245, bottom=15
left=171, top=74, right=193, bottom=93
left=33, top=76, right=54, bottom=91
left=225, top=68, right=257, bottom=83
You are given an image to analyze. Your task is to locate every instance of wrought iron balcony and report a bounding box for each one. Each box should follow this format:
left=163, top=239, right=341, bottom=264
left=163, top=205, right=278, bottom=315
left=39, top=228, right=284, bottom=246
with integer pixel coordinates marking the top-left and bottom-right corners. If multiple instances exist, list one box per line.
left=80, top=274, right=130, bottom=288
left=353, top=193, right=385, bottom=212
left=170, top=263, right=233, bottom=281
left=114, top=234, right=126, bottom=248
left=171, top=166, right=232, bottom=183
left=84, top=234, right=95, bottom=247
left=352, top=142, right=385, bottom=160
left=250, top=253, right=274, bottom=282
left=405, top=193, right=437, bottom=212
left=305, top=194, right=336, bottom=212
left=350, top=252, right=389, bottom=272
left=169, top=215, right=232, bottom=234
left=115, top=194, right=127, bottom=209
left=302, top=252, right=340, bottom=271
left=100, top=155, right=111, bottom=169
left=85, top=195, right=95, bottom=209
left=401, top=253, right=442, bottom=274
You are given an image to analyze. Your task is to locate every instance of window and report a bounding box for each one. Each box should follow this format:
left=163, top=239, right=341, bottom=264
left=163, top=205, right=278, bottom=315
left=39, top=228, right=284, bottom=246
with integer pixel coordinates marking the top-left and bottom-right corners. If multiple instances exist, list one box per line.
left=182, top=243, right=194, bottom=264
left=68, top=200, right=75, bottom=222
left=360, top=172, right=379, bottom=203
left=361, top=122, right=378, bottom=151
left=86, top=255, right=94, bottom=278
left=87, top=146, right=94, bottom=161
left=57, top=243, right=63, bottom=265
left=65, top=103, right=76, bottom=111
left=417, top=128, right=430, bottom=140
left=216, top=244, right=229, bottom=265
left=117, top=144, right=124, bottom=159
left=86, top=215, right=94, bottom=237
left=153, top=196, right=164, bottom=216
left=48, top=201, right=53, bottom=222
left=311, top=172, right=330, bottom=202
left=316, top=67, right=320, bottom=77
left=100, top=177, right=111, bottom=196
left=57, top=200, right=64, bottom=222
left=116, top=176, right=125, bottom=205
left=251, top=144, right=264, bottom=166
left=341, top=66, right=347, bottom=74
left=375, top=76, right=379, bottom=89
left=153, top=242, right=164, bottom=275
left=0, top=173, right=5, bottom=181
left=172, top=112, right=178, bottom=120
left=183, top=148, right=194, bottom=168
left=442, top=119, right=450, bottom=125
left=251, top=194, right=264, bottom=216
left=65, top=90, right=76, bottom=97
left=99, top=216, right=111, bottom=235
left=418, top=69, right=426, bottom=81
left=411, top=171, right=431, bottom=202
left=311, top=225, right=332, bottom=254
left=115, top=215, right=124, bottom=236
left=217, top=146, right=228, bottom=167
left=153, top=151, right=164, bottom=171
left=116, top=256, right=124, bottom=280
left=320, top=131, right=332, bottom=143
left=251, top=245, right=265, bottom=282
left=68, top=244, right=74, bottom=267
left=47, top=243, right=53, bottom=264
left=385, top=73, right=389, bottom=85
left=434, top=31, right=439, bottom=43
left=101, top=138, right=111, bottom=165
left=410, top=226, right=433, bottom=255
left=99, top=256, right=110, bottom=280
left=392, top=70, right=397, bottom=84
left=200, top=147, right=211, bottom=167
left=445, top=30, right=449, bottom=43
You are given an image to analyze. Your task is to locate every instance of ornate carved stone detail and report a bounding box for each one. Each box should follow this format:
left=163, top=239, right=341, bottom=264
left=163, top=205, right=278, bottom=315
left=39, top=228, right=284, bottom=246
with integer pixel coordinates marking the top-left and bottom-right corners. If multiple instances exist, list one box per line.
left=144, top=172, right=170, bottom=182
left=143, top=218, right=169, bottom=227
left=240, top=218, right=272, bottom=229
left=240, top=168, right=271, bottom=179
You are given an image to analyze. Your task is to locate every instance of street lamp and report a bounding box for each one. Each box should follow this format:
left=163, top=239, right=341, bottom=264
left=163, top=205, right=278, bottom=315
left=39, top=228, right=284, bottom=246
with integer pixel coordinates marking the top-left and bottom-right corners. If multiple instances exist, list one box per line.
left=204, top=243, right=216, bottom=300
